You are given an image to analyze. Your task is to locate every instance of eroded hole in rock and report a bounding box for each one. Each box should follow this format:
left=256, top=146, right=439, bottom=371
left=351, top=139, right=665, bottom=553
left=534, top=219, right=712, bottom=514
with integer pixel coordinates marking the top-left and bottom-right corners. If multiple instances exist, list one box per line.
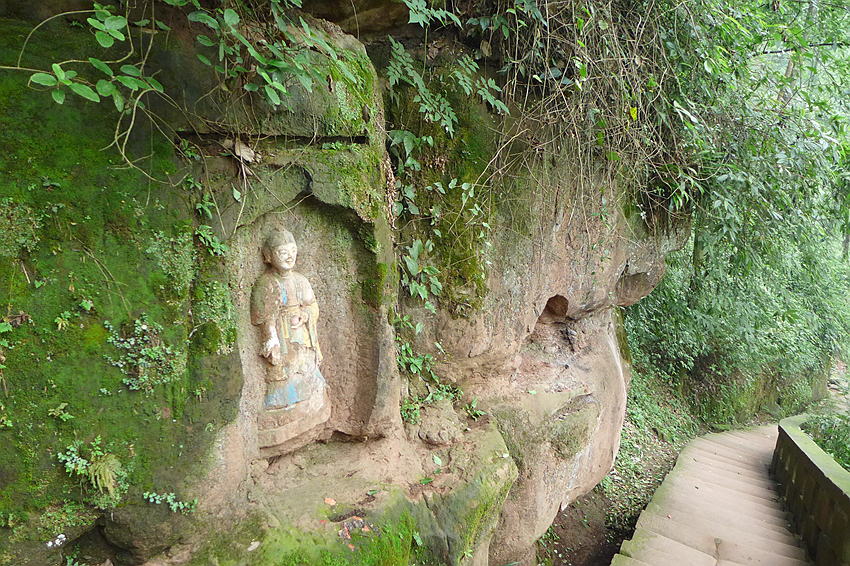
left=530, top=295, right=580, bottom=353
left=538, top=295, right=569, bottom=324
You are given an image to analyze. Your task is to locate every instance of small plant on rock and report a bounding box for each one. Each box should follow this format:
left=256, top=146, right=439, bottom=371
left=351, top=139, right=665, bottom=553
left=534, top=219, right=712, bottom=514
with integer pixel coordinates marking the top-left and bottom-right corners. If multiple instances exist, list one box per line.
left=143, top=491, right=197, bottom=514
left=56, top=436, right=127, bottom=510
left=463, top=396, right=486, bottom=421
left=47, top=403, right=75, bottom=422
left=104, top=314, right=187, bottom=393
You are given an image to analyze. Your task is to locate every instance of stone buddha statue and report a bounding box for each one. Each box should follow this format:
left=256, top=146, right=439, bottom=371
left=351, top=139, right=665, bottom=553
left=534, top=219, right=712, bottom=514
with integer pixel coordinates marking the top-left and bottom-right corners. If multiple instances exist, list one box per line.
left=251, top=230, right=330, bottom=452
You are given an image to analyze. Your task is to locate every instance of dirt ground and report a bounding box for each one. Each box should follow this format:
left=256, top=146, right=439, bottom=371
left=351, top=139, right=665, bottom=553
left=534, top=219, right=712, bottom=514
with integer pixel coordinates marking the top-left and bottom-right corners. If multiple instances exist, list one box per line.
left=538, top=421, right=683, bottom=566
left=537, top=489, right=621, bottom=566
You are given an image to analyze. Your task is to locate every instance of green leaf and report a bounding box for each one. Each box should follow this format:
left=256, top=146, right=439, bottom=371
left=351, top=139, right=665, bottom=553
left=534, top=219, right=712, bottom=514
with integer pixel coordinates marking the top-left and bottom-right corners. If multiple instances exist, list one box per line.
left=419, top=477, right=433, bottom=485
left=51, top=89, right=66, bottom=104
left=134, top=19, right=151, bottom=27
left=232, top=187, right=242, bottom=202
left=30, top=73, right=57, bottom=86
left=155, top=20, right=171, bottom=31
left=295, top=71, right=313, bottom=93
left=147, top=77, right=164, bottom=93
left=197, top=34, right=215, bottom=47
left=95, top=31, right=114, bottom=48
left=89, top=57, right=113, bottom=77
left=188, top=10, right=219, bottom=30
left=244, top=83, right=258, bottom=92
left=120, top=65, right=142, bottom=77
left=69, top=82, right=100, bottom=102
left=404, top=255, right=418, bottom=275
left=410, top=239, right=423, bottom=260
left=87, top=17, right=106, bottom=31
left=96, top=79, right=116, bottom=96
left=107, top=29, right=125, bottom=41
left=116, top=75, right=142, bottom=91
left=223, top=8, right=239, bottom=27
left=0, top=322, right=12, bottom=333
left=264, top=84, right=281, bottom=105
left=432, top=454, right=442, bottom=466
left=112, top=92, right=124, bottom=112
left=197, top=54, right=212, bottom=66
left=51, top=63, right=65, bottom=81
left=114, top=76, right=134, bottom=91
left=104, top=15, right=127, bottom=30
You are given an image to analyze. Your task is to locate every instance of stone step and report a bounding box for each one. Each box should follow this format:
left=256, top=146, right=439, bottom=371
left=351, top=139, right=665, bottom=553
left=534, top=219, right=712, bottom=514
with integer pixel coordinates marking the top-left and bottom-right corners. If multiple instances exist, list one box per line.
left=646, top=494, right=793, bottom=538
left=647, top=481, right=792, bottom=532
left=675, top=458, right=776, bottom=490
left=610, top=554, right=654, bottom=566
left=704, top=429, right=775, bottom=449
left=691, top=433, right=773, bottom=457
left=716, top=559, right=810, bottom=566
left=607, top=427, right=812, bottom=566
left=638, top=514, right=810, bottom=566
left=620, top=529, right=715, bottom=566
left=686, top=440, right=772, bottom=473
left=701, top=434, right=774, bottom=461
left=643, top=493, right=796, bottom=544
left=638, top=509, right=806, bottom=559
left=725, top=427, right=778, bottom=447
left=679, top=446, right=775, bottom=482
left=663, top=468, right=782, bottom=505
left=665, top=475, right=779, bottom=511
left=660, top=477, right=782, bottom=516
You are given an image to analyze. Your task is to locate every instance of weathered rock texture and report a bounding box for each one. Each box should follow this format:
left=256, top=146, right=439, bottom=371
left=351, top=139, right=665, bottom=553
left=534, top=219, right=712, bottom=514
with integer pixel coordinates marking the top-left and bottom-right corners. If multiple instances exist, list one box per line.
left=0, top=5, right=687, bottom=566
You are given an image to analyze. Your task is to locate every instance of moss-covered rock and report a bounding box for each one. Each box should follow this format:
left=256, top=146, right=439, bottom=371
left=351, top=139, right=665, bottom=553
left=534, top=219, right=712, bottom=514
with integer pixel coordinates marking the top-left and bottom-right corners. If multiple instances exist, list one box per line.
left=0, top=16, right=238, bottom=565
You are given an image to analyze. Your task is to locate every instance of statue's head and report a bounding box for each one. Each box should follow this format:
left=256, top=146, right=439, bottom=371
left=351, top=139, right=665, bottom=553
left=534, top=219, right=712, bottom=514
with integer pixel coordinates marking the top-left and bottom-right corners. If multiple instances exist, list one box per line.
left=262, top=230, right=298, bottom=272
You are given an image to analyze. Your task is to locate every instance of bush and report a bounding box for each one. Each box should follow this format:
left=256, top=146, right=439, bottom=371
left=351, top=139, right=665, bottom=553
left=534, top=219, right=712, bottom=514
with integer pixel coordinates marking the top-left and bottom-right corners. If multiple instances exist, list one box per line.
left=803, top=413, right=850, bottom=472
left=625, top=232, right=850, bottom=425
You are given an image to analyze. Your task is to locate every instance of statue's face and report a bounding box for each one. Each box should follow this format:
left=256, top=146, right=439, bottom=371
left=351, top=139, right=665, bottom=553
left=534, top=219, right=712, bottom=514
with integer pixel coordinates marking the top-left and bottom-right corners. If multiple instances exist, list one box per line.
left=269, top=243, right=298, bottom=272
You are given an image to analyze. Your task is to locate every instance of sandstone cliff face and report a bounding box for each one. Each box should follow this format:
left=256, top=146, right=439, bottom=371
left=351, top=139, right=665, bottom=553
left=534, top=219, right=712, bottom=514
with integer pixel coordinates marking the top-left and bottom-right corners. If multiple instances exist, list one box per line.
left=0, top=6, right=686, bottom=566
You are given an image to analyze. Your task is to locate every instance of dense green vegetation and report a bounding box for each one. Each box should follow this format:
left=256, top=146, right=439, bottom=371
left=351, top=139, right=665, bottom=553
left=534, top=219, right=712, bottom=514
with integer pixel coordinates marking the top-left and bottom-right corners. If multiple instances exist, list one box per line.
left=625, top=233, right=850, bottom=423
left=620, top=0, right=850, bottom=423
left=804, top=410, right=850, bottom=473
left=803, top=374, right=850, bottom=473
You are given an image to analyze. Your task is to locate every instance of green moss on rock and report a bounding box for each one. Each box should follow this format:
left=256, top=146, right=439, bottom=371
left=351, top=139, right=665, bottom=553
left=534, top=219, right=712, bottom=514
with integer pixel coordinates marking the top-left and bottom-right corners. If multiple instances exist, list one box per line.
left=0, top=16, right=240, bottom=564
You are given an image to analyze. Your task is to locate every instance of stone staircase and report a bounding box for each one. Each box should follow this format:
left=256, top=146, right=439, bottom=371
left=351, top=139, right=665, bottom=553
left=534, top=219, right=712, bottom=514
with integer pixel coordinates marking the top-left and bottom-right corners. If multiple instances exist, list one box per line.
left=611, top=426, right=813, bottom=566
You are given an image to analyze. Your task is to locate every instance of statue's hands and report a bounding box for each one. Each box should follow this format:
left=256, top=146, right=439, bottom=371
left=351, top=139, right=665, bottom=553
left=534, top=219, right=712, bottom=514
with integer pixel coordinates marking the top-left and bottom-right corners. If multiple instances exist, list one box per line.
left=262, top=335, right=281, bottom=366
left=289, top=313, right=306, bottom=329
left=268, top=345, right=282, bottom=366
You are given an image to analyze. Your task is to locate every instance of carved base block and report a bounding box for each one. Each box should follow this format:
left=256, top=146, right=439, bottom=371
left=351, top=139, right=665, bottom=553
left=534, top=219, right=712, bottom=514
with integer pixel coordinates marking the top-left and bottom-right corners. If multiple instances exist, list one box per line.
left=258, top=386, right=331, bottom=456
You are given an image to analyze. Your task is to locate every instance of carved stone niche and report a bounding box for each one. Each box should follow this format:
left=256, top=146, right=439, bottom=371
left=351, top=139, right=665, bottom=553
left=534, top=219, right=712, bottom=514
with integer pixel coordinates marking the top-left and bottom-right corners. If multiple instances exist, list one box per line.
left=234, top=202, right=400, bottom=459
left=250, top=229, right=331, bottom=455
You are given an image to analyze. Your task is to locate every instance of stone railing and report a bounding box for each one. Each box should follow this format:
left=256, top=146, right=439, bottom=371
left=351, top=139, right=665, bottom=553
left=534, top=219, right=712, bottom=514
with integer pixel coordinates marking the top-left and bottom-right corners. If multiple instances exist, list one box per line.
left=771, top=415, right=850, bottom=566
